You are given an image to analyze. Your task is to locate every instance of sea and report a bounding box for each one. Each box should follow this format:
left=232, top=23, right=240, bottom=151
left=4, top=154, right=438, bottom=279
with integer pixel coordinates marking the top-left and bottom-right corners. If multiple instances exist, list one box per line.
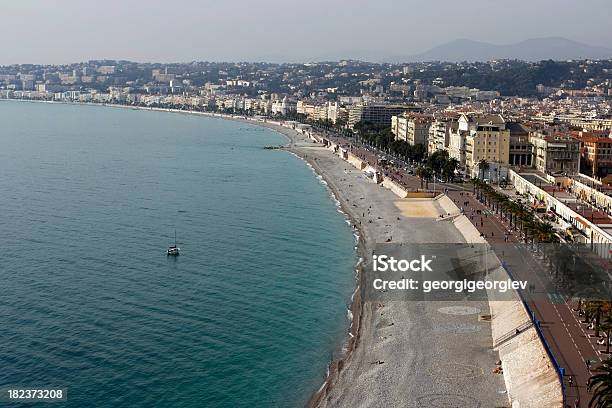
left=0, top=101, right=357, bottom=407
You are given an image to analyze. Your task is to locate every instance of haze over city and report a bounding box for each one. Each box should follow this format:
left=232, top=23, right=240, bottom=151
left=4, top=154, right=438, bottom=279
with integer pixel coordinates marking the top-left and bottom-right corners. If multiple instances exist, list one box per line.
left=3, top=1, right=612, bottom=408
left=1, top=0, right=611, bottom=64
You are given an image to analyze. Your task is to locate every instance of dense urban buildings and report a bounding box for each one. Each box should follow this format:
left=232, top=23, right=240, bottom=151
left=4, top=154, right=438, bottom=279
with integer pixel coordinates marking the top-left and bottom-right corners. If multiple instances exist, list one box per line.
left=1, top=57, right=611, bottom=188
left=2, top=55, right=612, bottom=408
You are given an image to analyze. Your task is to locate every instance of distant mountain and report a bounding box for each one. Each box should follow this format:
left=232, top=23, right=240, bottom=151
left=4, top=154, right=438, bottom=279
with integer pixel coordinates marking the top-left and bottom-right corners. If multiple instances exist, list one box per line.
left=404, top=37, right=612, bottom=62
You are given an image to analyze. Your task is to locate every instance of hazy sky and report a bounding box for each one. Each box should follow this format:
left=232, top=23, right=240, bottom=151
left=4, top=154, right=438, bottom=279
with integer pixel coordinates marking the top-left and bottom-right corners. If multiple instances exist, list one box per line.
left=1, top=0, right=610, bottom=64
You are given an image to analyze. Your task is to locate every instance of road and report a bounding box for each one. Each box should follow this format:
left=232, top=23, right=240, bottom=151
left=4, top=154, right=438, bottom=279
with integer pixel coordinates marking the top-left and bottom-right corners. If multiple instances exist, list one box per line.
left=317, top=127, right=606, bottom=407
left=446, top=188, right=603, bottom=408
left=318, top=126, right=604, bottom=407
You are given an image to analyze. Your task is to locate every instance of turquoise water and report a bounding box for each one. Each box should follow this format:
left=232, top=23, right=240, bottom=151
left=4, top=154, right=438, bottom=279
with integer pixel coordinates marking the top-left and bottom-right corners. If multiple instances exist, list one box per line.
left=0, top=102, right=356, bottom=407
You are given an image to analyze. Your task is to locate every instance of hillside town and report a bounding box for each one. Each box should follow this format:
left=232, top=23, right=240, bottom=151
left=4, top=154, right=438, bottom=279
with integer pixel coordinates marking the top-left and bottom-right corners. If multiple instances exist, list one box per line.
left=2, top=60, right=612, bottom=248
left=2, top=59, right=612, bottom=247
left=3, top=57, right=612, bottom=407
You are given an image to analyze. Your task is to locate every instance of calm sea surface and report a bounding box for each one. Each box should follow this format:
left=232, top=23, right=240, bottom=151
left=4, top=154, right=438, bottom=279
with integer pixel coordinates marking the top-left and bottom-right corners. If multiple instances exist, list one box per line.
left=0, top=102, right=356, bottom=407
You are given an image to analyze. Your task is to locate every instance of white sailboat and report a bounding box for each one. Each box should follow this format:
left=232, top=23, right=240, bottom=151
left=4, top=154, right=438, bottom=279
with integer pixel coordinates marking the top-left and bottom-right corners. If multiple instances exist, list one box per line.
left=166, top=230, right=180, bottom=256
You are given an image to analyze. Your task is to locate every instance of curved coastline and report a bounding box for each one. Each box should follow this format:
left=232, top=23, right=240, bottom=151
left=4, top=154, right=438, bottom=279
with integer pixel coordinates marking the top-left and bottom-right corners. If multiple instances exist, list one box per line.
left=289, top=150, right=366, bottom=408
left=4, top=99, right=562, bottom=407
left=1, top=99, right=364, bottom=407
left=194, top=113, right=368, bottom=407
left=109, top=104, right=368, bottom=407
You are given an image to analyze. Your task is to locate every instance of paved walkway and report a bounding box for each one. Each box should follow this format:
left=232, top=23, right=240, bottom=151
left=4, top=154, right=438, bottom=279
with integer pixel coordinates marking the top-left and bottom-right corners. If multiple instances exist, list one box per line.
left=296, top=141, right=507, bottom=408
left=447, top=188, right=604, bottom=408
left=318, top=128, right=603, bottom=407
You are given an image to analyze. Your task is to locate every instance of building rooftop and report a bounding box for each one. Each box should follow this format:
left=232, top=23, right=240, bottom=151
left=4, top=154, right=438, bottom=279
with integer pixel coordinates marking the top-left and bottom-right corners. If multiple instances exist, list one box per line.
left=506, top=121, right=531, bottom=135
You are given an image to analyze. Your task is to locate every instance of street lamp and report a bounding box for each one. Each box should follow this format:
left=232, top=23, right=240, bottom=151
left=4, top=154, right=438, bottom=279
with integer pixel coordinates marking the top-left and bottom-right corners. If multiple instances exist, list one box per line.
left=433, top=171, right=436, bottom=194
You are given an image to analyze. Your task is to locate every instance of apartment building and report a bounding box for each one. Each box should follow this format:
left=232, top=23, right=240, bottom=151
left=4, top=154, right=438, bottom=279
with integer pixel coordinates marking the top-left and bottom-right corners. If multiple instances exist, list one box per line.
left=297, top=101, right=347, bottom=124
left=459, top=114, right=510, bottom=179
left=574, top=132, right=612, bottom=177
left=271, top=96, right=296, bottom=116
left=507, top=121, right=533, bottom=167
left=530, top=131, right=581, bottom=175
left=391, top=113, right=432, bottom=145
left=427, top=115, right=458, bottom=155
left=449, top=128, right=469, bottom=166
left=349, top=103, right=417, bottom=128
left=326, top=102, right=348, bottom=125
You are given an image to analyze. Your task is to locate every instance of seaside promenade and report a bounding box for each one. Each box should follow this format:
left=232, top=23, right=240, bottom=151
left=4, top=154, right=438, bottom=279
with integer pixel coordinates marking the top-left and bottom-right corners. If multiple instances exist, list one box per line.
left=260, top=125, right=509, bottom=407
left=272, top=124, right=568, bottom=407
left=312, top=124, right=601, bottom=407
left=445, top=188, right=601, bottom=408
left=11, top=103, right=565, bottom=406
left=199, top=117, right=561, bottom=407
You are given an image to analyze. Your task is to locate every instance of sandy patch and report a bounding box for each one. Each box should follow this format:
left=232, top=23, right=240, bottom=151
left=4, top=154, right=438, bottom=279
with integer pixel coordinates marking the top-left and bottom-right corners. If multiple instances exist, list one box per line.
left=394, top=199, right=439, bottom=218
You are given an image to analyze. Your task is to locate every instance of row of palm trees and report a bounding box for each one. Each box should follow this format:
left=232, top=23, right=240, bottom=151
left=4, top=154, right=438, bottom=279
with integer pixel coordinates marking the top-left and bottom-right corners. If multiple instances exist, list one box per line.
left=581, top=300, right=612, bottom=350
left=416, top=166, right=433, bottom=189
left=471, top=179, right=559, bottom=244
left=470, top=179, right=612, bottom=407
left=413, top=151, right=461, bottom=190
left=576, top=300, right=612, bottom=407
left=589, top=359, right=612, bottom=408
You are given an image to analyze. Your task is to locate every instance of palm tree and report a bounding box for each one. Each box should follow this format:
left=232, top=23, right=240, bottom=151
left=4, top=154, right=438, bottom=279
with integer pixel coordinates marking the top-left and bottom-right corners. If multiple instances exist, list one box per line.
left=505, top=201, right=519, bottom=227
left=514, top=204, right=531, bottom=236
left=478, top=159, right=490, bottom=181
left=471, top=178, right=478, bottom=194
left=422, top=167, right=433, bottom=190
left=588, top=358, right=612, bottom=408
left=584, top=302, right=604, bottom=336
left=535, top=222, right=558, bottom=244
left=584, top=301, right=597, bottom=324
left=599, top=314, right=612, bottom=355
left=577, top=298, right=584, bottom=314
left=490, top=190, right=507, bottom=215
left=522, top=219, right=539, bottom=245
left=498, top=195, right=510, bottom=220
left=594, top=303, right=604, bottom=338
left=443, top=158, right=459, bottom=182
left=416, top=166, right=426, bottom=189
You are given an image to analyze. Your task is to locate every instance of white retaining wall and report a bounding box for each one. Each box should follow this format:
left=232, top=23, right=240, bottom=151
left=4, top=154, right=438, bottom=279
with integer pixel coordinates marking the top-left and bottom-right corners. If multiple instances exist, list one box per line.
left=447, top=198, right=564, bottom=408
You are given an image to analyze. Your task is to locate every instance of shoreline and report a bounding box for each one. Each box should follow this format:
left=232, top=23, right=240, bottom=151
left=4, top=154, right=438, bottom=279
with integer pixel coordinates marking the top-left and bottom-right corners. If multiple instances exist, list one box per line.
left=290, top=149, right=367, bottom=408
left=4, top=99, right=559, bottom=407
left=225, top=117, right=369, bottom=406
